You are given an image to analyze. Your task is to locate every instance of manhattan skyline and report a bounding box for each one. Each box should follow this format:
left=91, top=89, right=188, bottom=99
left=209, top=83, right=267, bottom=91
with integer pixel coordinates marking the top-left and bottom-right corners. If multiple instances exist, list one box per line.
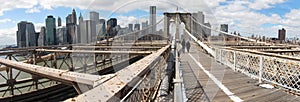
left=0, top=0, right=300, bottom=45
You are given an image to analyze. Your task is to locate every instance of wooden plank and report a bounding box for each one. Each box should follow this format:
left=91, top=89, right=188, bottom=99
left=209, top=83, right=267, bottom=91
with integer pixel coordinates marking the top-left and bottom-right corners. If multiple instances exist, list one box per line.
left=181, top=42, right=299, bottom=101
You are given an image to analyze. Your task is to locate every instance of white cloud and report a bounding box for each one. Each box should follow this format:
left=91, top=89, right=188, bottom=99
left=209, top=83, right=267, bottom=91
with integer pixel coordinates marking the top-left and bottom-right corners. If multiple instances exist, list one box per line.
left=0, top=0, right=38, bottom=16
left=0, top=26, right=17, bottom=45
left=0, top=18, right=11, bottom=23
left=248, top=0, right=287, bottom=10
left=25, top=7, right=41, bottom=13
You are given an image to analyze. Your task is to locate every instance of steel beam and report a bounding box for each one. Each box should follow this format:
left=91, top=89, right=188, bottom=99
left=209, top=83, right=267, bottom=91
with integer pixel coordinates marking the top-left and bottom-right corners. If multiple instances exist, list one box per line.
left=0, top=58, right=115, bottom=87
left=35, top=49, right=153, bottom=55
left=73, top=46, right=162, bottom=49
left=64, top=44, right=170, bottom=102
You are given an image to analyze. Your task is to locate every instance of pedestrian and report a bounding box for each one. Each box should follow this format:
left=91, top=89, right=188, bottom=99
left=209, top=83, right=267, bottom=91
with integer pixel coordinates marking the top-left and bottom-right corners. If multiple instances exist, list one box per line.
left=181, top=39, right=186, bottom=53
left=186, top=41, right=190, bottom=53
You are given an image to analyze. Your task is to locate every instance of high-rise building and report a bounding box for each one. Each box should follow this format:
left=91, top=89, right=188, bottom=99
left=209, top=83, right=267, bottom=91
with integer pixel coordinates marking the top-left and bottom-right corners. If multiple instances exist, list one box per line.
left=58, top=17, right=62, bottom=27
left=87, top=20, right=97, bottom=43
left=16, top=21, right=37, bottom=47
left=204, top=23, right=211, bottom=37
left=107, top=18, right=118, bottom=37
left=56, top=26, right=68, bottom=45
left=142, top=21, right=148, bottom=34
left=66, top=14, right=72, bottom=24
left=72, top=9, right=77, bottom=24
left=220, top=24, right=228, bottom=33
left=16, top=22, right=27, bottom=47
left=45, top=15, right=56, bottom=45
left=96, top=19, right=106, bottom=40
left=66, top=9, right=78, bottom=44
left=38, top=26, right=46, bottom=46
left=149, top=6, right=156, bottom=34
left=90, top=11, right=99, bottom=22
left=278, top=28, right=286, bottom=43
left=128, top=24, right=133, bottom=32
left=134, top=23, right=140, bottom=31
left=79, top=13, right=87, bottom=43
left=192, top=11, right=205, bottom=37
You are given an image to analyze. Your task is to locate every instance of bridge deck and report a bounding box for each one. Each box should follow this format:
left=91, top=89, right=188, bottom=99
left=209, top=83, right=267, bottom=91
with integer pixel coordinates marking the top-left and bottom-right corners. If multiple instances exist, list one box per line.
left=181, top=42, right=300, bottom=102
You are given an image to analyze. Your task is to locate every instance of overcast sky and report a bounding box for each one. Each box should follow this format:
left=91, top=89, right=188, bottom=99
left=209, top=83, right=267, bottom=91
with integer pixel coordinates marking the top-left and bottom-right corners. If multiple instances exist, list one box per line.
left=0, top=0, right=299, bottom=45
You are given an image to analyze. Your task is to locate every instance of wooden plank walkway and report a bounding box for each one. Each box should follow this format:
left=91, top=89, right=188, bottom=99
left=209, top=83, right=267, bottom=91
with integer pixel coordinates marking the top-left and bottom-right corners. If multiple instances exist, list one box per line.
left=180, top=42, right=300, bottom=102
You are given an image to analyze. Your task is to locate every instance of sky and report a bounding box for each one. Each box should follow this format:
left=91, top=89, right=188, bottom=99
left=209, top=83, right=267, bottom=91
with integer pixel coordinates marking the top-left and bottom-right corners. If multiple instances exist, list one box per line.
left=0, top=0, right=300, bottom=45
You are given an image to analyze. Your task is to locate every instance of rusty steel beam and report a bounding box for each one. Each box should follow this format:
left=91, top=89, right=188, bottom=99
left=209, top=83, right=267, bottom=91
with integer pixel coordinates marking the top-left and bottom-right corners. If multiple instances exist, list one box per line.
left=0, top=50, right=33, bottom=55
left=0, top=58, right=115, bottom=87
left=64, top=44, right=170, bottom=102
left=35, top=49, right=153, bottom=55
left=72, top=46, right=162, bottom=49
left=0, top=53, right=67, bottom=71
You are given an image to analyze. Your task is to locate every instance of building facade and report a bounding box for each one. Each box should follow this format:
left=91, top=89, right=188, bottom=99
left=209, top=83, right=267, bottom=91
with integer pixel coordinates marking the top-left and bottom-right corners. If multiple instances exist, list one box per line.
left=278, top=28, right=286, bottom=43
left=38, top=26, right=45, bottom=46
left=16, top=21, right=37, bottom=47
left=45, top=15, right=56, bottom=45
left=192, top=11, right=205, bottom=37
left=150, top=6, right=156, bottom=34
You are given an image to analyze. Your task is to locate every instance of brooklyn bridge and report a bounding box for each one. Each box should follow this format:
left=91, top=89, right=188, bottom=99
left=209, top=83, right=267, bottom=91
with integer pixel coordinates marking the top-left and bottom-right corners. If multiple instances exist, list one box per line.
left=0, top=12, right=299, bottom=102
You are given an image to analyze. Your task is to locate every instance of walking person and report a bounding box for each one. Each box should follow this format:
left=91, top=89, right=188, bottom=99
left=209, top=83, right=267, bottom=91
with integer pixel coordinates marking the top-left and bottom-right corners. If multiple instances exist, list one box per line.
left=181, top=39, right=186, bottom=53
left=186, top=41, right=190, bottom=53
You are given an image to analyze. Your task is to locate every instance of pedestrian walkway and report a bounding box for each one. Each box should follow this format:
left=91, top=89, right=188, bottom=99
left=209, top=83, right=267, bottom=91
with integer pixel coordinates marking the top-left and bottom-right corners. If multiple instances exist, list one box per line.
left=180, top=42, right=300, bottom=102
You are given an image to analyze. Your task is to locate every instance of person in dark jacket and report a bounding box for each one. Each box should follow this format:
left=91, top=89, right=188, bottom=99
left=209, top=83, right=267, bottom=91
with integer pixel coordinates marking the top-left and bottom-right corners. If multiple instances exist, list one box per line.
left=186, top=41, right=190, bottom=52
left=181, top=39, right=186, bottom=53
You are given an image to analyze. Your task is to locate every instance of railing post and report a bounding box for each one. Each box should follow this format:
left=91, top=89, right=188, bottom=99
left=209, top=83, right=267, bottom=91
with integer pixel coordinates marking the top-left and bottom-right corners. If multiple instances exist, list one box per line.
left=259, top=55, right=263, bottom=83
left=219, top=49, right=222, bottom=63
left=8, top=54, right=14, bottom=95
left=233, top=51, right=236, bottom=71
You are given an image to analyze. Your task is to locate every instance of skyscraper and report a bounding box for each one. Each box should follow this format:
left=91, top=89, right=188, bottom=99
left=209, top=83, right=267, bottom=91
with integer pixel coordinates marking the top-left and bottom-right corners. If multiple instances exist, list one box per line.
left=96, top=19, right=106, bottom=40
left=107, top=18, right=117, bottom=37
left=79, top=13, right=87, bottom=43
left=90, top=11, right=99, bottom=22
left=128, top=24, right=133, bottom=32
left=58, top=17, right=62, bottom=27
left=16, top=21, right=37, bottom=47
left=87, top=20, right=96, bottom=43
left=72, top=9, right=77, bottom=24
left=192, top=11, right=205, bottom=37
left=134, top=23, right=140, bottom=31
left=204, top=23, right=211, bottom=37
left=66, top=9, right=78, bottom=44
left=45, top=16, right=56, bottom=45
left=142, top=21, right=148, bottom=34
left=150, top=6, right=156, bottom=34
left=220, top=24, right=228, bottom=33
left=56, top=26, right=67, bottom=45
left=278, top=28, right=286, bottom=43
left=38, top=26, right=45, bottom=46
left=66, top=14, right=72, bottom=24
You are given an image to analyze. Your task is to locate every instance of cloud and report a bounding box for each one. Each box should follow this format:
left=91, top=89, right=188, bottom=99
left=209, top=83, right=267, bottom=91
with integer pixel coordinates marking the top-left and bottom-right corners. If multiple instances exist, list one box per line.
left=0, top=0, right=38, bottom=16
left=25, top=7, right=41, bottom=13
left=0, top=18, right=12, bottom=23
left=0, top=26, right=17, bottom=45
left=248, top=0, right=287, bottom=10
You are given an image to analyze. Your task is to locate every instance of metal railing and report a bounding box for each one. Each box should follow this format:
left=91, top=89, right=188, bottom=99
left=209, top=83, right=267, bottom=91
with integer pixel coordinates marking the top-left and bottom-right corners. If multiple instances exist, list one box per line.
left=215, top=48, right=300, bottom=93
left=186, top=27, right=300, bottom=94
left=64, top=44, right=171, bottom=102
